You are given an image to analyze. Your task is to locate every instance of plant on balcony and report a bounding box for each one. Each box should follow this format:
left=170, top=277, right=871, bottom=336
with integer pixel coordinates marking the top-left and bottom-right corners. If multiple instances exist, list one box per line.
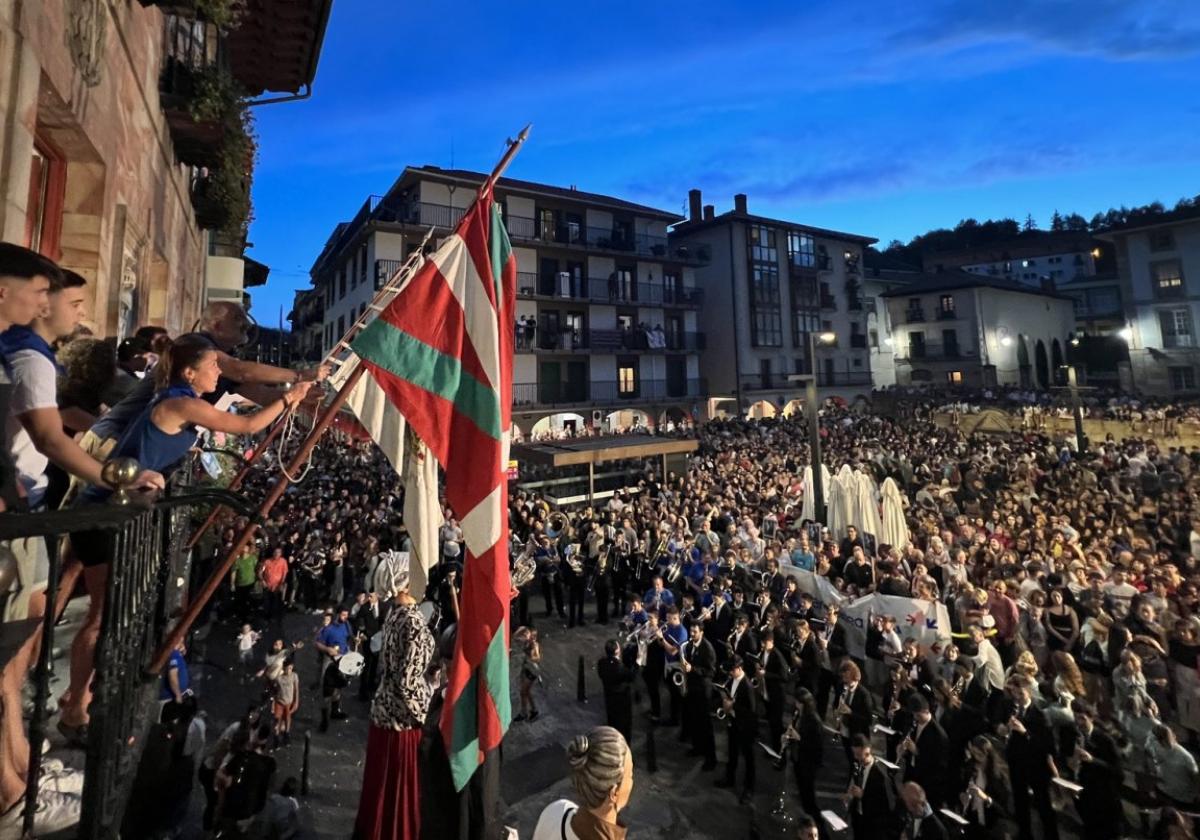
left=192, top=107, right=256, bottom=236
left=140, top=0, right=244, bottom=29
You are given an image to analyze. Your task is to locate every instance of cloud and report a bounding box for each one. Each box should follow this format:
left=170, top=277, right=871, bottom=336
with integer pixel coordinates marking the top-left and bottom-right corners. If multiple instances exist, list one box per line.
left=892, top=0, right=1200, bottom=61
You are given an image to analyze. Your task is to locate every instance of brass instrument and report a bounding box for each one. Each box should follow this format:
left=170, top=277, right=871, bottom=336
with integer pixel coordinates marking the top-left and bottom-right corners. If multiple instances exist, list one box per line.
left=586, top=543, right=610, bottom=594
left=665, top=638, right=689, bottom=696
left=563, top=543, right=584, bottom=575
left=713, top=678, right=735, bottom=720
left=663, top=548, right=684, bottom=584
left=510, top=537, right=538, bottom=589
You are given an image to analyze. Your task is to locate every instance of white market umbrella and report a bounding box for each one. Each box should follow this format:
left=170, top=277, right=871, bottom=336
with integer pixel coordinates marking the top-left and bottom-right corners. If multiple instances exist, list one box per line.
left=880, top=477, right=910, bottom=553
left=854, top=470, right=882, bottom=543
left=826, top=465, right=856, bottom=542
left=799, top=463, right=832, bottom=523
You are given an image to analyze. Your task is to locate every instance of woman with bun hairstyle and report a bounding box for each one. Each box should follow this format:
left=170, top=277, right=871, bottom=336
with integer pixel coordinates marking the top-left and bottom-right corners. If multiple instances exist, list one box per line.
left=58, top=334, right=315, bottom=741
left=532, top=725, right=633, bottom=840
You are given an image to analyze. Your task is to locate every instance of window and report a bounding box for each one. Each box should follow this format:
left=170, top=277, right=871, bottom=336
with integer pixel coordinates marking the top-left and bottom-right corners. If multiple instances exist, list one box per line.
left=939, top=295, right=955, bottom=316
left=908, top=331, right=926, bottom=358
left=337, top=315, right=345, bottom=341
left=618, top=363, right=638, bottom=395
left=338, top=267, right=347, bottom=300
left=1152, top=260, right=1185, bottom=299
left=787, top=231, right=815, bottom=268
left=1169, top=366, right=1195, bottom=391
left=942, top=328, right=959, bottom=356
left=750, top=263, right=781, bottom=346
left=791, top=309, right=819, bottom=348
left=759, top=359, right=773, bottom=389
left=1159, top=308, right=1194, bottom=348
left=1150, top=230, right=1176, bottom=252
left=748, top=225, right=776, bottom=263
left=869, top=329, right=879, bottom=348
left=946, top=371, right=963, bottom=384
left=25, top=138, right=66, bottom=259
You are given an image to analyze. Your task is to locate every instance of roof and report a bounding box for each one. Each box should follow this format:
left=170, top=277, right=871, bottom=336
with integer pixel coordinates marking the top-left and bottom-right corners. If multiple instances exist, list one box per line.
left=1094, top=204, right=1200, bottom=238
left=227, top=0, right=333, bottom=96
left=243, top=256, right=270, bottom=288
left=925, top=231, right=1099, bottom=267
left=671, top=208, right=876, bottom=245
left=879, top=270, right=1075, bottom=301
left=402, top=166, right=684, bottom=221
left=511, top=436, right=698, bottom=468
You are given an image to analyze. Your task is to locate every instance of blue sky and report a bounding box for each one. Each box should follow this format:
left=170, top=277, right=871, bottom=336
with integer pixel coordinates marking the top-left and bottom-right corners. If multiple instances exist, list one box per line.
left=246, top=0, right=1200, bottom=321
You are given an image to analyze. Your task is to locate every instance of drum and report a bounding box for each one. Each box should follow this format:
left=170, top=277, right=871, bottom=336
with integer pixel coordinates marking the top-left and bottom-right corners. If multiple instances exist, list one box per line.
left=338, top=651, right=366, bottom=678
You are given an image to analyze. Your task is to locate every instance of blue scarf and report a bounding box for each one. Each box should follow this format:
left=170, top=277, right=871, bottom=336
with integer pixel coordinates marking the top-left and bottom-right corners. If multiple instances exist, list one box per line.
left=0, top=325, right=63, bottom=374
left=155, top=382, right=199, bottom=403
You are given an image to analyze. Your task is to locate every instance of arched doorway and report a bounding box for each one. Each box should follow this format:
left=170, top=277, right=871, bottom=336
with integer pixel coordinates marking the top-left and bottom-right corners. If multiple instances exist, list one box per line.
left=1051, top=339, right=1065, bottom=385
left=605, top=408, right=652, bottom=432
left=531, top=412, right=587, bottom=440
left=782, top=398, right=806, bottom=418
left=1017, top=336, right=1032, bottom=388
left=1034, top=340, right=1050, bottom=388
left=747, top=400, right=777, bottom=420
left=659, top=406, right=688, bottom=430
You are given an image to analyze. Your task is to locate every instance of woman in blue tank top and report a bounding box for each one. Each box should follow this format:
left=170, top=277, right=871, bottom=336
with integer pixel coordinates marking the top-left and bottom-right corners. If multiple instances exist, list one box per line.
left=59, top=335, right=314, bottom=741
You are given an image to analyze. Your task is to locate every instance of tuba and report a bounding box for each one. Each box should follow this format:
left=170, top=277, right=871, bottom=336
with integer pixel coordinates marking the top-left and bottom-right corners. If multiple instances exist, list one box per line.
left=546, top=511, right=570, bottom=547
left=510, top=537, right=538, bottom=590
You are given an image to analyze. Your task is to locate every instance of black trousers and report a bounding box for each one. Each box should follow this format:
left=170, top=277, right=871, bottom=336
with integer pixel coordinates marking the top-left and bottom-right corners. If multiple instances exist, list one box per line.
left=724, top=726, right=756, bottom=792
left=605, top=693, right=633, bottom=745
left=198, top=765, right=218, bottom=830
left=611, top=567, right=629, bottom=616
left=667, top=677, right=683, bottom=727
left=567, top=579, right=585, bottom=626
left=765, top=684, right=785, bottom=749
left=594, top=573, right=611, bottom=624
left=539, top=575, right=564, bottom=616
left=643, top=668, right=663, bottom=718
left=791, top=748, right=819, bottom=819
left=358, top=649, right=380, bottom=700
left=1013, top=774, right=1059, bottom=840
left=515, top=590, right=531, bottom=629
left=686, top=690, right=715, bottom=762
left=817, top=668, right=837, bottom=717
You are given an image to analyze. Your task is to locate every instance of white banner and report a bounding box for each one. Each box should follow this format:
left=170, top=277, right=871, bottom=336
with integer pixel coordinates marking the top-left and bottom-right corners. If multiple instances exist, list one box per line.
left=838, top=593, right=952, bottom=660
left=779, top=563, right=847, bottom=610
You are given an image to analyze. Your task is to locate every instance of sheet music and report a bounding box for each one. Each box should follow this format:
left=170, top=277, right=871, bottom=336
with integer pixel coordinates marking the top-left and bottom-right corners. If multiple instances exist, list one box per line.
left=1051, top=778, right=1083, bottom=793
left=757, top=741, right=782, bottom=761
left=873, top=724, right=897, bottom=735
left=876, top=757, right=900, bottom=771
left=821, top=811, right=848, bottom=832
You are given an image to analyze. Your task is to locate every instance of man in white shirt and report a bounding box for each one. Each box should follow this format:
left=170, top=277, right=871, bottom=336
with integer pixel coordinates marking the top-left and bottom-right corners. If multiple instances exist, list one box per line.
left=966, top=625, right=1005, bottom=693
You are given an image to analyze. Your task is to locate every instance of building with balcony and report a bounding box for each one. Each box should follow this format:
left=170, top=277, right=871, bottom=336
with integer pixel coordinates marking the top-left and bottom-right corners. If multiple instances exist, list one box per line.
left=861, top=251, right=921, bottom=388
left=1096, top=205, right=1200, bottom=394
left=303, top=166, right=710, bottom=434
left=289, top=286, right=325, bottom=365
left=668, top=190, right=877, bottom=418
left=924, top=231, right=1107, bottom=287
left=0, top=0, right=329, bottom=338
left=881, top=272, right=1075, bottom=389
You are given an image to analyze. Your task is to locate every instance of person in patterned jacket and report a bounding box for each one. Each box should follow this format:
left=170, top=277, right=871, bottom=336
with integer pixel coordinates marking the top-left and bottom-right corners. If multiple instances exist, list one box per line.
left=353, top=553, right=436, bottom=840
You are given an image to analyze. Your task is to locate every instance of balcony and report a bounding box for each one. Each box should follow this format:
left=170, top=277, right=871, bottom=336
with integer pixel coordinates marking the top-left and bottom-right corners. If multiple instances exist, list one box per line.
left=159, top=16, right=229, bottom=168
left=847, top=297, right=864, bottom=311
left=516, top=276, right=703, bottom=307
left=512, top=377, right=706, bottom=408
left=1163, top=335, right=1195, bottom=350
left=742, top=371, right=872, bottom=390
left=905, top=308, right=926, bottom=323
left=788, top=254, right=832, bottom=274
left=845, top=257, right=861, bottom=275
left=936, top=308, right=958, bottom=320
left=817, top=370, right=872, bottom=387
left=820, top=294, right=837, bottom=310
left=375, top=258, right=405, bottom=289
left=894, top=341, right=965, bottom=362
left=517, top=327, right=705, bottom=353
left=849, top=334, right=868, bottom=349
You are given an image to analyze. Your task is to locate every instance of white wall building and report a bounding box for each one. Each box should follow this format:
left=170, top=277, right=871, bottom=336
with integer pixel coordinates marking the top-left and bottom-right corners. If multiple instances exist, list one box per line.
left=669, top=191, right=877, bottom=418
left=882, top=274, right=1075, bottom=389
left=302, top=166, right=710, bottom=433
left=1097, top=207, right=1200, bottom=394
left=926, top=232, right=1102, bottom=287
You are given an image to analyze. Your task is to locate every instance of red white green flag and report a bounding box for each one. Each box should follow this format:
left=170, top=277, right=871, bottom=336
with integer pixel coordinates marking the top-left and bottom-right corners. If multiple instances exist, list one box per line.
left=350, top=192, right=515, bottom=791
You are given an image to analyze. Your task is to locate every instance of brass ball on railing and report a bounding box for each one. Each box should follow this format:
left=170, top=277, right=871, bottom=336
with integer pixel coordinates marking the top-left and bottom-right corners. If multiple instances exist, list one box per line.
left=101, top=456, right=142, bottom=506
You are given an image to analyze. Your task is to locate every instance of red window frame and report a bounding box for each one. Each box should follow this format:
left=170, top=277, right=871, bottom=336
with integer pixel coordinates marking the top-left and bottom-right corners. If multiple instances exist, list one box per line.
left=25, top=136, right=67, bottom=262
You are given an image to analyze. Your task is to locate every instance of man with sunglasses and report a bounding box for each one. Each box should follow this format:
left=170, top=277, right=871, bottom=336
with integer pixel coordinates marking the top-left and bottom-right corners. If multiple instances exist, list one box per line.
left=73, top=302, right=330, bottom=476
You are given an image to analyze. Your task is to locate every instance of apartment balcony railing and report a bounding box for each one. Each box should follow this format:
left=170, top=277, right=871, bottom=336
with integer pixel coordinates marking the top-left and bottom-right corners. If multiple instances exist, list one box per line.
left=1163, top=335, right=1196, bottom=350
left=819, top=294, right=837, bottom=310
left=849, top=334, right=868, bottom=348
left=847, top=297, right=864, bottom=311
left=159, top=15, right=228, bottom=168
left=512, top=377, right=706, bottom=407
left=788, top=254, right=833, bottom=273
left=517, top=276, right=703, bottom=307
left=936, top=308, right=958, bottom=320
left=894, top=341, right=966, bottom=362
left=844, top=258, right=861, bottom=274
left=517, top=329, right=705, bottom=353
left=375, top=258, right=405, bottom=289
left=906, top=308, right=926, bottom=323
left=741, top=370, right=872, bottom=390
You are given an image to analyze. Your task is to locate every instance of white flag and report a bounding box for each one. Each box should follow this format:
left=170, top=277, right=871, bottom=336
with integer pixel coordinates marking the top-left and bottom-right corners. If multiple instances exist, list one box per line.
left=403, top=425, right=441, bottom=601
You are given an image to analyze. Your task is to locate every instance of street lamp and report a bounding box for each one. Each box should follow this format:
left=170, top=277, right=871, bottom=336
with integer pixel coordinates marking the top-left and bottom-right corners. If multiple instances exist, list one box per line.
left=1117, top=326, right=1133, bottom=343
left=1059, top=364, right=1087, bottom=454
left=788, top=331, right=838, bottom=524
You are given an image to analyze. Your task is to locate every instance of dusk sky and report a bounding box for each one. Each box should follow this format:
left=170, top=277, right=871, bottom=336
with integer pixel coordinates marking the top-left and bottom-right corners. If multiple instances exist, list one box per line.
left=246, top=0, right=1200, bottom=321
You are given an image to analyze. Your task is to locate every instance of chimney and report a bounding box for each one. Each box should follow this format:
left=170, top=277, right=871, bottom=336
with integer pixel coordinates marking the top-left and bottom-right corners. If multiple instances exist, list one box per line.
left=688, top=189, right=702, bottom=223
left=703, top=204, right=715, bottom=221
left=733, top=193, right=748, bottom=214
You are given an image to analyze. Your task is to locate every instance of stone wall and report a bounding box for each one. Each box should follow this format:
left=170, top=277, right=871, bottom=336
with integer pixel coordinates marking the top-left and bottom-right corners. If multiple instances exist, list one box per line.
left=0, top=0, right=206, bottom=336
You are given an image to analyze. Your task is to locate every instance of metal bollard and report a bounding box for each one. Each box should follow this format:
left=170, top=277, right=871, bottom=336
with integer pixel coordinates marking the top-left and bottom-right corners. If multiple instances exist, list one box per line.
left=301, top=730, right=312, bottom=796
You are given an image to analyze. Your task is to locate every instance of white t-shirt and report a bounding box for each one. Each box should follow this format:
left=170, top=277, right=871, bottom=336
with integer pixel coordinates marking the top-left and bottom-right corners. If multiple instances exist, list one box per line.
left=531, top=799, right=581, bottom=840
left=6, top=350, right=58, bottom=507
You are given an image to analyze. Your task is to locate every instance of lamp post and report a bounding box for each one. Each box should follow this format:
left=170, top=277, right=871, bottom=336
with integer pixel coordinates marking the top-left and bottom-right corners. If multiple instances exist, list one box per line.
left=789, top=331, right=838, bottom=524
left=1062, top=364, right=1086, bottom=454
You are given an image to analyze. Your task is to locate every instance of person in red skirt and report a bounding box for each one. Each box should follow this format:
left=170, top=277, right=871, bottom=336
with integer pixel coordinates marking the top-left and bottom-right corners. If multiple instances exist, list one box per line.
left=354, top=555, right=436, bottom=840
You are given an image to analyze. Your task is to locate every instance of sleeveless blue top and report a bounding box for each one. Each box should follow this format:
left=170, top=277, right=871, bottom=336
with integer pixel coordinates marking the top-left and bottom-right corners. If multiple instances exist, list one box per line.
left=81, top=383, right=199, bottom=503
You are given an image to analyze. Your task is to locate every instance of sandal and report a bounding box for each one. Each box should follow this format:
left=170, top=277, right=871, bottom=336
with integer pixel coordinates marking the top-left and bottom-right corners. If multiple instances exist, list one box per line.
left=56, top=720, right=88, bottom=749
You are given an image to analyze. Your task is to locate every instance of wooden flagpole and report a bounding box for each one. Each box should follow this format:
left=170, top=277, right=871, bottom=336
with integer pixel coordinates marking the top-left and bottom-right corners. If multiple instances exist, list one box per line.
left=147, top=125, right=532, bottom=675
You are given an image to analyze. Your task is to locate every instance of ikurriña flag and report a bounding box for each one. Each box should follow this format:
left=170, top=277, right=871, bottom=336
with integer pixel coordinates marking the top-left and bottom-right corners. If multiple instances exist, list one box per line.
left=350, top=192, right=515, bottom=791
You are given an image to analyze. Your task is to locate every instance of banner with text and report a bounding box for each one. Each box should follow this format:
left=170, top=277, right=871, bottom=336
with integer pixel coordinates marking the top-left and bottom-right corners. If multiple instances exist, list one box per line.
left=837, top=593, right=952, bottom=660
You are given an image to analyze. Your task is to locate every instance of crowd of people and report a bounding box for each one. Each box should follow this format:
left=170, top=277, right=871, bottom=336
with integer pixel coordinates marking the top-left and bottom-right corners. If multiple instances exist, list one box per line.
left=2, top=240, right=1200, bottom=839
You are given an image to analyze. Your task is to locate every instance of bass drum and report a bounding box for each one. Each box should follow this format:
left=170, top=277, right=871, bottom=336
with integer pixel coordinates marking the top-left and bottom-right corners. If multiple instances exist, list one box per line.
left=338, top=651, right=366, bottom=678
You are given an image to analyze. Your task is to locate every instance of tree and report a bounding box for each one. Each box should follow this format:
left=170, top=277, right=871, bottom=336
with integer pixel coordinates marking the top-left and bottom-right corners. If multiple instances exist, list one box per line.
left=1023, top=213, right=1038, bottom=232
left=1050, top=210, right=1065, bottom=231
left=1064, top=213, right=1088, bottom=231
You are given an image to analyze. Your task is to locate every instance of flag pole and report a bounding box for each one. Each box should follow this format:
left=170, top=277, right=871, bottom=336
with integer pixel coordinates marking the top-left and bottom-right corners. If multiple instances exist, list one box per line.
left=149, top=126, right=532, bottom=676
